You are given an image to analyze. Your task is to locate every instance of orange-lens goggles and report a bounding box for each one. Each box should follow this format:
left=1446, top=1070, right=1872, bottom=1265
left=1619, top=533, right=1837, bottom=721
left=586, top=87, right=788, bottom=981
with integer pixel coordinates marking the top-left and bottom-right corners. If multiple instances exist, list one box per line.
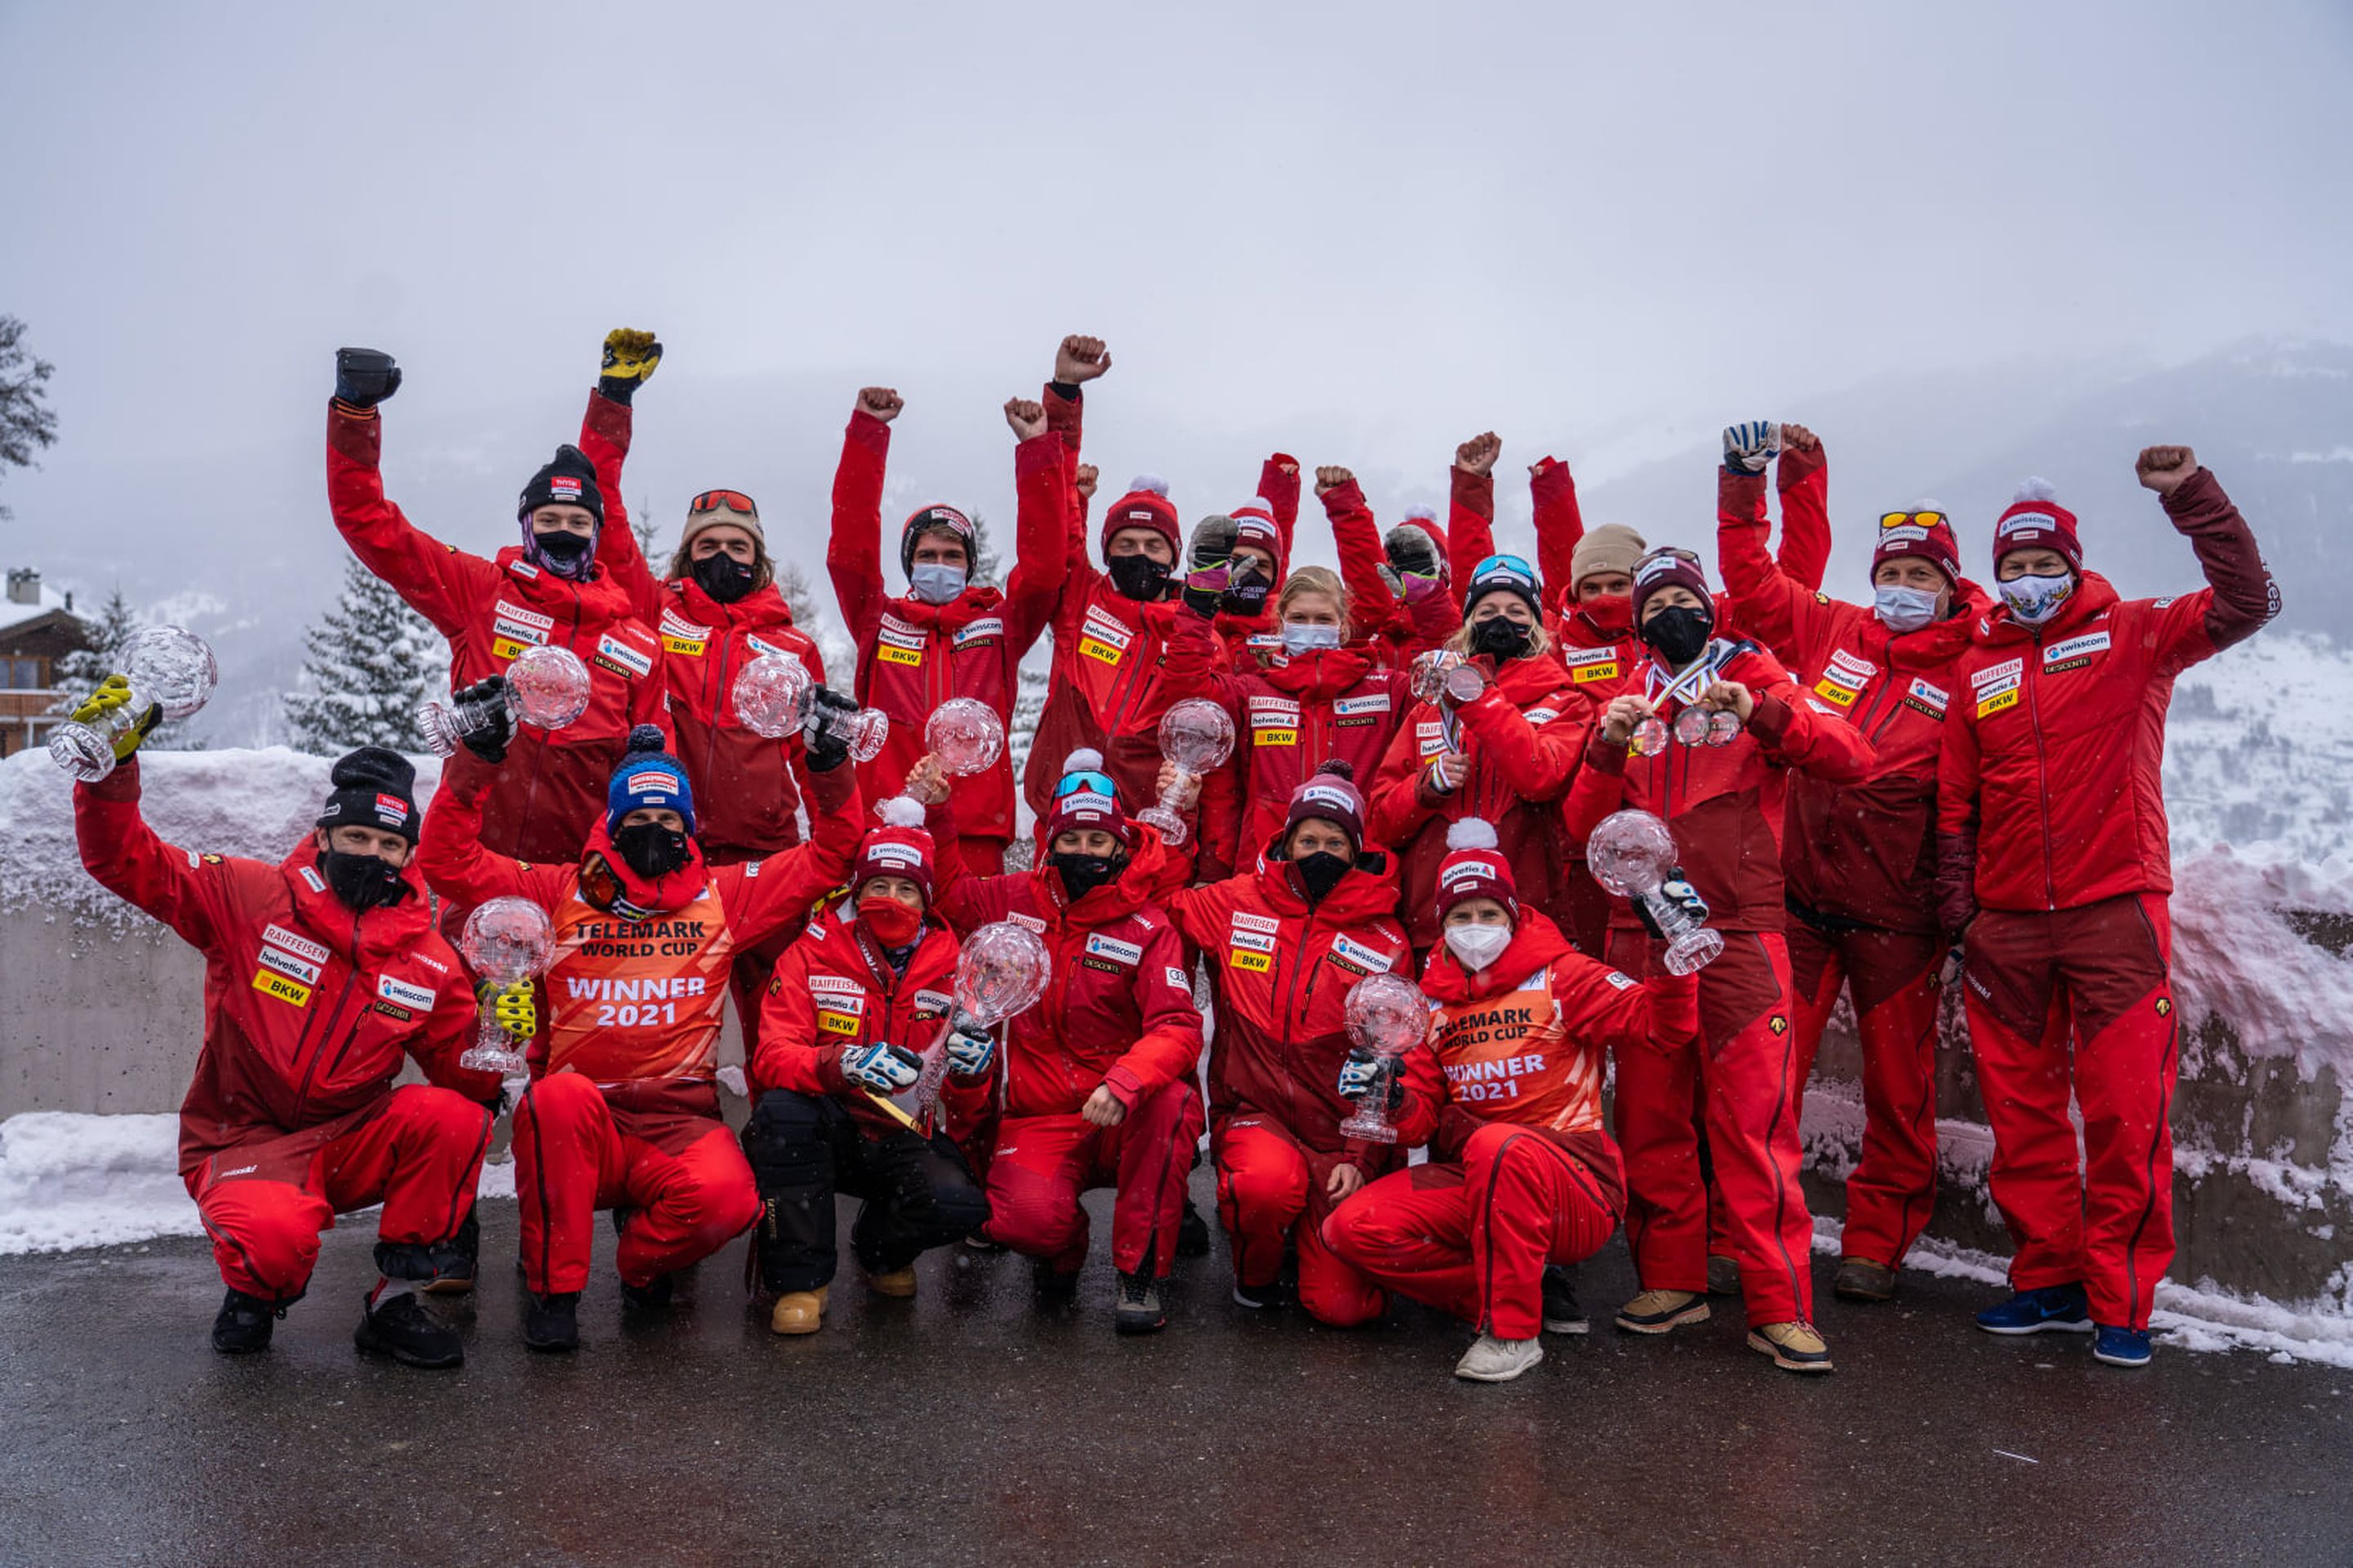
left=1879, top=510, right=1948, bottom=529
left=691, top=489, right=757, bottom=516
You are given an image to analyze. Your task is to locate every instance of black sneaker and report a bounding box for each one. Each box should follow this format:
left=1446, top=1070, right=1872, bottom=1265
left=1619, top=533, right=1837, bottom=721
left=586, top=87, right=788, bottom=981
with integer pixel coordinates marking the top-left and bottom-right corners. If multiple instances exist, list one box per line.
left=524, top=1292, right=580, bottom=1352
left=618, top=1272, right=675, bottom=1312
left=1116, top=1269, right=1167, bottom=1335
left=354, top=1293, right=463, bottom=1369
left=1031, top=1259, right=1081, bottom=1301
left=1176, top=1199, right=1212, bottom=1258
left=424, top=1213, right=479, bottom=1295
left=1231, top=1279, right=1288, bottom=1311
left=1541, top=1265, right=1589, bottom=1335
left=212, top=1289, right=278, bottom=1355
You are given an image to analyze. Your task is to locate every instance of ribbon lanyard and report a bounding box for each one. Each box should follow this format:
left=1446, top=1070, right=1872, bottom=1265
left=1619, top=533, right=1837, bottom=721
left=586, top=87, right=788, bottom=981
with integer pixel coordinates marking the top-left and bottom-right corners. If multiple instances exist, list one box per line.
left=1644, top=644, right=1723, bottom=710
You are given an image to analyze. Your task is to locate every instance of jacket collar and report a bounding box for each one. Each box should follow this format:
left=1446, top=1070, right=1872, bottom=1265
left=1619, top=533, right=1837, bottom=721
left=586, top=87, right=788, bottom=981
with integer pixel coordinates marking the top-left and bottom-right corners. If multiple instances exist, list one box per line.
left=1974, top=571, right=2119, bottom=647
left=1420, top=911, right=1573, bottom=1003
left=576, top=822, right=709, bottom=918
left=279, top=839, right=435, bottom=961
left=671, top=575, right=794, bottom=632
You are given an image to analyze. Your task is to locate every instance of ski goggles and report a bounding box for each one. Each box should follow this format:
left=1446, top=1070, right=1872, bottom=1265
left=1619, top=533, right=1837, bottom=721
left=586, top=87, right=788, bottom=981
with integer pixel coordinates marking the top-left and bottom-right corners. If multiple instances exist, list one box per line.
left=1878, top=510, right=1949, bottom=530
left=690, top=489, right=759, bottom=517
left=1052, top=769, right=1119, bottom=802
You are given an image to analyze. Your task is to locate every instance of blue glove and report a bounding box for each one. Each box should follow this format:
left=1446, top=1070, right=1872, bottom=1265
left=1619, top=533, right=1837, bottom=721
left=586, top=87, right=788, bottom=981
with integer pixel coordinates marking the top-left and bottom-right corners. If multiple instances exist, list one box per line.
left=944, top=1013, right=996, bottom=1079
left=842, top=1040, right=922, bottom=1094
left=1721, top=421, right=1782, bottom=475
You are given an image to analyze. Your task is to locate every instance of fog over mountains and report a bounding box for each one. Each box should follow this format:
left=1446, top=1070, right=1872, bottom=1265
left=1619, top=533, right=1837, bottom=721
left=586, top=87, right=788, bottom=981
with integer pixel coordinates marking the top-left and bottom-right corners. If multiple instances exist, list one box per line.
left=10, top=336, right=2347, bottom=749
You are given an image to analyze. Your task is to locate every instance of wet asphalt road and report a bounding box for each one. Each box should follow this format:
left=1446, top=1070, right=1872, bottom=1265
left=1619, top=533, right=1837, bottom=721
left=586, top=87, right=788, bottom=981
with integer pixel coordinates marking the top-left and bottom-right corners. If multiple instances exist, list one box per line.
left=3, top=1173, right=2348, bottom=1568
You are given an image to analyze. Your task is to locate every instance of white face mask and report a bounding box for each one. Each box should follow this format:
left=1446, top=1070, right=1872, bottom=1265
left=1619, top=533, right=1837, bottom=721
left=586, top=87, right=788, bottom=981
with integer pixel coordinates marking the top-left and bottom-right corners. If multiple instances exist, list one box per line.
left=1443, top=922, right=1512, bottom=972
left=1280, top=622, right=1342, bottom=656
left=1873, top=583, right=1943, bottom=634
left=1998, top=572, right=2074, bottom=626
left=909, top=563, right=967, bottom=605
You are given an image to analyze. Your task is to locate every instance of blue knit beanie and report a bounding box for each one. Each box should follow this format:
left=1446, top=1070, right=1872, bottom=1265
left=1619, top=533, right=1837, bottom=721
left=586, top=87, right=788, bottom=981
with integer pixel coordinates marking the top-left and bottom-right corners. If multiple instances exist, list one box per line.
left=606, top=725, right=694, bottom=837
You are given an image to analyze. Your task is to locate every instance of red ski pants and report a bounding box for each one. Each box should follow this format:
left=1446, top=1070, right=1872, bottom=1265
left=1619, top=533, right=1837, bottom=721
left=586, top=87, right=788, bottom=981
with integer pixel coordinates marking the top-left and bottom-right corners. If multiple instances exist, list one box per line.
left=190, top=1085, right=490, bottom=1303
left=1788, top=919, right=1944, bottom=1269
left=1610, top=929, right=1815, bottom=1326
left=983, top=1081, right=1204, bottom=1276
left=1212, top=1115, right=1384, bottom=1327
left=1320, top=1120, right=1623, bottom=1339
left=1962, top=894, right=2178, bottom=1330
left=511, top=1074, right=761, bottom=1294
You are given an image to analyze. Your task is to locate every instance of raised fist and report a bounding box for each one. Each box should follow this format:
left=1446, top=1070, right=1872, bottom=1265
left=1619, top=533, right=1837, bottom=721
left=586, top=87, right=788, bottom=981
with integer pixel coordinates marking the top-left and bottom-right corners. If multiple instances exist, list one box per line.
left=333, top=347, right=401, bottom=409
left=1056, top=335, right=1111, bottom=385
left=1315, top=465, right=1355, bottom=497
left=1004, top=397, right=1046, bottom=441
left=1074, top=464, right=1100, bottom=501
left=599, top=330, right=662, bottom=405
left=2135, top=445, right=2198, bottom=496
left=1721, top=422, right=1782, bottom=474
left=1454, top=431, right=1502, bottom=477
left=857, top=386, right=904, bottom=424
left=1779, top=422, right=1820, bottom=455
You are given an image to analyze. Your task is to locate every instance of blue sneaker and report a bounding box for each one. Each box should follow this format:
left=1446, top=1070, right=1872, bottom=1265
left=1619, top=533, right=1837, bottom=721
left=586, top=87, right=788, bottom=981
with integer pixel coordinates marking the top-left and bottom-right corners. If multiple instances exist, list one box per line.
left=2093, top=1324, right=2154, bottom=1367
left=1975, top=1283, right=2093, bottom=1335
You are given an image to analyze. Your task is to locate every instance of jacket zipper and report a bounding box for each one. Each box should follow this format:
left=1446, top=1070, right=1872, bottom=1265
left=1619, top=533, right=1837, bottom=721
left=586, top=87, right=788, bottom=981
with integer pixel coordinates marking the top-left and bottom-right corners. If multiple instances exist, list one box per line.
left=516, top=577, right=583, bottom=842
left=702, top=612, right=736, bottom=793
left=288, top=912, right=366, bottom=1126
left=2025, top=631, right=2058, bottom=910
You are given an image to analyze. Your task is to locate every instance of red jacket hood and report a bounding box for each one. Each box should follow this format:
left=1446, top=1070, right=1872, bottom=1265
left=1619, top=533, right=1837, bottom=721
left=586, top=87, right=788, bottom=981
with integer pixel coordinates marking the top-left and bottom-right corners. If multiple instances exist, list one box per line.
left=1257, top=643, right=1376, bottom=701
left=1247, top=846, right=1402, bottom=924
left=798, top=891, right=962, bottom=992
left=577, top=820, right=712, bottom=917
left=280, top=838, right=442, bottom=962
left=491, top=543, right=641, bottom=624
left=883, top=583, right=1010, bottom=631
left=1883, top=579, right=1995, bottom=667
left=1420, top=909, right=1576, bottom=1004
left=1973, top=570, right=2122, bottom=649
left=667, top=574, right=799, bottom=634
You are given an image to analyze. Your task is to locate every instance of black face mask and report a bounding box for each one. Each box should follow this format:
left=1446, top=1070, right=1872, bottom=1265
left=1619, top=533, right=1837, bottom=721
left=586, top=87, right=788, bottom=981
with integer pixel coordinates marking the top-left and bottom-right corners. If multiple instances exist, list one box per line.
left=613, top=821, right=693, bottom=881
left=533, top=529, right=594, bottom=568
left=1469, top=616, right=1533, bottom=660
left=321, top=848, right=410, bottom=912
left=1051, top=851, right=1123, bottom=902
left=1222, top=567, right=1270, bottom=619
left=1641, top=605, right=1714, bottom=668
left=1107, top=553, right=1172, bottom=602
left=690, top=552, right=757, bottom=604
left=1292, top=851, right=1351, bottom=905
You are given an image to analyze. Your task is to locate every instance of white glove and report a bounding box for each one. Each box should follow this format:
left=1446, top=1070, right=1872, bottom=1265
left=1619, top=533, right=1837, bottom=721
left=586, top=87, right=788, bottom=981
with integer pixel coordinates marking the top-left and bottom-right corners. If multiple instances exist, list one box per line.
left=842, top=1040, right=922, bottom=1094
left=1721, top=422, right=1783, bottom=475
left=1337, top=1049, right=1403, bottom=1110
left=944, top=1014, right=997, bottom=1079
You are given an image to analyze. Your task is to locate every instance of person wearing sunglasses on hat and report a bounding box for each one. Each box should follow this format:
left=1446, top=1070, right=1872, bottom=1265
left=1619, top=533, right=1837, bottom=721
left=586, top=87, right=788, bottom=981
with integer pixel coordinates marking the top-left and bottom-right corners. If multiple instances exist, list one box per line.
left=417, top=715, right=867, bottom=1354
left=1712, top=422, right=1994, bottom=1307
left=1560, top=534, right=1877, bottom=1374
left=903, top=747, right=1204, bottom=1335
left=325, top=333, right=670, bottom=869
left=1368, top=548, right=1593, bottom=964
left=1936, top=448, right=2276, bottom=1369
left=828, top=369, right=1078, bottom=878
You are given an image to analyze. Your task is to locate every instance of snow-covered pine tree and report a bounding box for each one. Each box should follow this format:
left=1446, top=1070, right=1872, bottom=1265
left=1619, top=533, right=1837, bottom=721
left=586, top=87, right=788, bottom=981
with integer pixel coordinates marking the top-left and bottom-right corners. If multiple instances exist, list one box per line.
left=50, top=587, right=204, bottom=748
left=279, top=556, right=452, bottom=753
left=967, top=511, right=1002, bottom=588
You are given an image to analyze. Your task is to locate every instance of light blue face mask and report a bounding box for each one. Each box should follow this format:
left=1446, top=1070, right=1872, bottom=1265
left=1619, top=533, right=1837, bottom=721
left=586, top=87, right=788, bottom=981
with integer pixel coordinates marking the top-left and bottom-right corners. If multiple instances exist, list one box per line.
left=909, top=564, right=967, bottom=605
left=1873, top=584, right=1943, bottom=634
left=1998, top=571, right=2074, bottom=626
left=1280, top=622, right=1343, bottom=656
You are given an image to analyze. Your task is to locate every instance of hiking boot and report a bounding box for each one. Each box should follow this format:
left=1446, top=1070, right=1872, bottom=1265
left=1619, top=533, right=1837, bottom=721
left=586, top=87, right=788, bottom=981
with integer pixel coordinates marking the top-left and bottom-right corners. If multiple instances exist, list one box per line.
left=1176, top=1199, right=1212, bottom=1258
left=354, top=1293, right=463, bottom=1369
left=424, top=1212, right=479, bottom=1295
left=1975, top=1283, right=2093, bottom=1336
left=1833, top=1258, right=1899, bottom=1303
left=212, top=1289, right=278, bottom=1355
left=1541, top=1266, right=1589, bottom=1335
left=769, top=1287, right=828, bottom=1336
left=618, top=1272, right=675, bottom=1312
left=1115, top=1269, right=1167, bottom=1334
left=867, top=1266, right=918, bottom=1299
left=1707, top=1254, right=1742, bottom=1296
left=1748, top=1320, right=1834, bottom=1374
left=1614, top=1289, right=1711, bottom=1334
left=1454, top=1333, right=1544, bottom=1383
left=2093, top=1324, right=2154, bottom=1368
left=523, top=1292, right=580, bottom=1352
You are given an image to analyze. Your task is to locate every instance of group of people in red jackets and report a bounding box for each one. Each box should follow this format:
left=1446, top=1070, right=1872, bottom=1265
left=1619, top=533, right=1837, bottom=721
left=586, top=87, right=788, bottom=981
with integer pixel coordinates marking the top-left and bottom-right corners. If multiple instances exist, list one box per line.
left=67, top=328, right=2275, bottom=1383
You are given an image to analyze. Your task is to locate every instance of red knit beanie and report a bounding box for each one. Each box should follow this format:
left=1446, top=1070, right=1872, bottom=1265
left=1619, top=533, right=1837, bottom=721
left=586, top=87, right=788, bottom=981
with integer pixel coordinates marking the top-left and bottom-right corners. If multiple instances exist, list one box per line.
left=1873, top=506, right=1962, bottom=589
left=852, top=797, right=936, bottom=905
left=1991, top=479, right=2083, bottom=576
left=1629, top=547, right=1712, bottom=624
left=1040, top=748, right=1132, bottom=847
left=1434, top=817, right=1517, bottom=922
left=1282, top=761, right=1365, bottom=854
left=1101, top=475, right=1181, bottom=560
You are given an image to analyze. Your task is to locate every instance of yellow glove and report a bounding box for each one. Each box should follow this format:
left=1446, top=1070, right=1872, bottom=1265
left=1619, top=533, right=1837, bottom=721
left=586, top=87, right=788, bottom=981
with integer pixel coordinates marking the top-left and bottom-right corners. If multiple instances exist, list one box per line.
left=478, top=979, right=537, bottom=1043
left=71, top=673, right=162, bottom=761
left=600, top=328, right=662, bottom=389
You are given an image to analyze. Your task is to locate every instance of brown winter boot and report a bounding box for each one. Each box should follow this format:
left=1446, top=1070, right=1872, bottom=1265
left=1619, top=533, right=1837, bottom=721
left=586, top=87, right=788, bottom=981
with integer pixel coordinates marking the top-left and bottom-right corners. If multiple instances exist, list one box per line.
left=867, top=1266, right=918, bottom=1299
left=1614, top=1289, right=1711, bottom=1334
left=1833, top=1258, right=1899, bottom=1303
left=1748, top=1320, right=1834, bottom=1373
left=769, top=1286, right=828, bottom=1336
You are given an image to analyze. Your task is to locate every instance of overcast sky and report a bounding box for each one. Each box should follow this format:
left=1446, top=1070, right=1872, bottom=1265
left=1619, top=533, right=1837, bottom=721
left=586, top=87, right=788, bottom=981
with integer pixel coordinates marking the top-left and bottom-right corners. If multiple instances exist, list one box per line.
left=6, top=0, right=2351, bottom=552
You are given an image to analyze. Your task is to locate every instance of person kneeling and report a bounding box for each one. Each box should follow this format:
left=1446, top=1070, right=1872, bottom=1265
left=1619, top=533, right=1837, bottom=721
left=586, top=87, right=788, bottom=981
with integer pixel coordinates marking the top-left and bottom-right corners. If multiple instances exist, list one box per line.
left=1321, top=820, right=1697, bottom=1383
left=740, top=800, right=994, bottom=1334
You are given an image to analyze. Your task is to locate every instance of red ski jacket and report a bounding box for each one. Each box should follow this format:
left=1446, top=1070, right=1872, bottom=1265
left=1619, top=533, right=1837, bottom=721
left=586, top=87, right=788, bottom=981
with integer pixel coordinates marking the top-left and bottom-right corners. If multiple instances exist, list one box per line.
left=1368, top=651, right=1593, bottom=948
left=1936, top=468, right=2275, bottom=922
left=1562, top=641, right=1877, bottom=936
left=1203, top=454, right=1304, bottom=665
left=1161, top=850, right=1411, bottom=1161
left=328, top=392, right=669, bottom=865
left=596, top=515, right=824, bottom=864
left=926, top=812, right=1202, bottom=1121
left=1162, top=598, right=1413, bottom=872
left=1719, top=463, right=1993, bottom=933
left=417, top=752, right=861, bottom=1088
left=752, top=896, right=988, bottom=1141
left=1391, top=912, right=1696, bottom=1192
left=75, top=761, right=498, bottom=1181
left=829, top=411, right=1074, bottom=844
left=1325, top=477, right=1460, bottom=670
